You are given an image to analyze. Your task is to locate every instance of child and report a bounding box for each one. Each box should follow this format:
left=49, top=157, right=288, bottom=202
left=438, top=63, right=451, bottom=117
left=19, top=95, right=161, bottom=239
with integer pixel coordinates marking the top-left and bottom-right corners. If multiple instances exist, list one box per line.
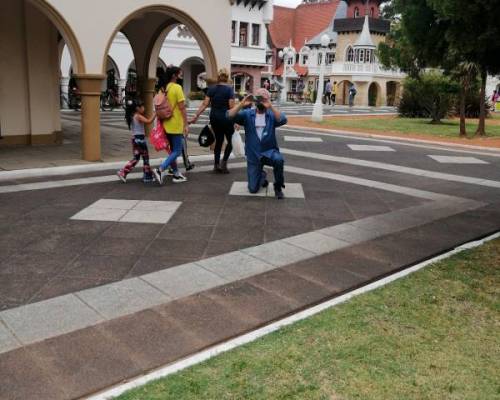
left=117, top=99, right=155, bottom=183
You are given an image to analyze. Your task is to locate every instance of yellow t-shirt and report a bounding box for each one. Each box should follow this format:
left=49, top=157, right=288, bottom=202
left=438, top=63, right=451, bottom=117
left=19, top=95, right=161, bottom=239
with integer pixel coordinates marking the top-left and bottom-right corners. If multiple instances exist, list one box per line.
left=162, top=83, right=185, bottom=134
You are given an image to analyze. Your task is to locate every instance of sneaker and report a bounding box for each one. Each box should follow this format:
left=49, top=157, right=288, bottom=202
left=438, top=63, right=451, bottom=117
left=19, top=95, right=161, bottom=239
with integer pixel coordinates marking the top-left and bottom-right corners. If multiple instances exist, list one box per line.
left=165, top=167, right=175, bottom=176
left=153, top=168, right=163, bottom=185
left=185, top=162, right=195, bottom=171
left=274, top=183, right=285, bottom=200
left=116, top=171, right=126, bottom=183
left=172, top=172, right=188, bottom=183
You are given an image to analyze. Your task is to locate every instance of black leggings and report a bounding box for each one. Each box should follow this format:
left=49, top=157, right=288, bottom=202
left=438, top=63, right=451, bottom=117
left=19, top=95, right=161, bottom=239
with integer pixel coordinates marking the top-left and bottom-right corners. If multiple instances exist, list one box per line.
left=210, top=115, right=234, bottom=165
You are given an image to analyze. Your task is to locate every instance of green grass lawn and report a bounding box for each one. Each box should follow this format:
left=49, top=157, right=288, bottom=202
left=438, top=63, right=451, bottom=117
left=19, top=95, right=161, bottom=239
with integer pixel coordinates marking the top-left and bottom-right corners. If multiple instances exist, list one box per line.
left=319, top=117, right=500, bottom=138
left=117, top=239, right=500, bottom=400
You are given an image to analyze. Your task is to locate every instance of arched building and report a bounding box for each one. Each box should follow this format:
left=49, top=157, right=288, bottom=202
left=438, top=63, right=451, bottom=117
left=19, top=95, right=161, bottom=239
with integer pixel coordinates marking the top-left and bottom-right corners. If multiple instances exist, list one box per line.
left=0, top=0, right=232, bottom=161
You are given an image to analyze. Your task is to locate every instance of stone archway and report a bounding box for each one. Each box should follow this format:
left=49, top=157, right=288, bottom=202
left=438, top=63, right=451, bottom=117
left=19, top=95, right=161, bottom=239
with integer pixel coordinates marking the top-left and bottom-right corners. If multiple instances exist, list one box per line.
left=180, top=57, right=206, bottom=94
left=368, top=82, right=381, bottom=107
left=338, top=80, right=354, bottom=105
left=386, top=81, right=401, bottom=107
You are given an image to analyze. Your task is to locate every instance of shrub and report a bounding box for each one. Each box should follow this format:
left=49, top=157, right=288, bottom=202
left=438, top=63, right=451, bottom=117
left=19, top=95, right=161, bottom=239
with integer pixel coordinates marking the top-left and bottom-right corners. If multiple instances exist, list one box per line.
left=399, top=72, right=459, bottom=122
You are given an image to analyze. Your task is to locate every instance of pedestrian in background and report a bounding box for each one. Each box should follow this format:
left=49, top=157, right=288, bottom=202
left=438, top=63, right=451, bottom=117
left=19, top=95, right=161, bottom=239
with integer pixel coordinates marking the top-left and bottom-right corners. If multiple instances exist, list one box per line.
left=325, top=79, right=333, bottom=105
left=349, top=84, right=357, bottom=107
left=153, top=66, right=189, bottom=185
left=117, top=99, right=155, bottom=183
left=190, top=68, right=236, bottom=173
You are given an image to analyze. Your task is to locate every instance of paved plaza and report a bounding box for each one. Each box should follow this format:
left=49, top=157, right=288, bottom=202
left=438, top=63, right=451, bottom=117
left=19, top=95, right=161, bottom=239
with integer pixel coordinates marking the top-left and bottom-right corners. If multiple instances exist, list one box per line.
left=0, top=106, right=499, bottom=399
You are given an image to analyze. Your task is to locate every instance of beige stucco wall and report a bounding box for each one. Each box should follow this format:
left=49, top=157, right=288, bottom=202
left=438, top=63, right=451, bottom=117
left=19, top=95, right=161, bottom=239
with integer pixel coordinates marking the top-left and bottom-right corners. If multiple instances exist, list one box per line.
left=43, top=0, right=232, bottom=75
left=0, top=1, right=61, bottom=142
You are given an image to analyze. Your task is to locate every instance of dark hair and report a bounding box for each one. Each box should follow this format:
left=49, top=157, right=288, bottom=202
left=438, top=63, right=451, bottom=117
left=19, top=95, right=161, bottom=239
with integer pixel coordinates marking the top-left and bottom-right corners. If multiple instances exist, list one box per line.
left=165, top=66, right=181, bottom=84
left=125, top=98, right=143, bottom=129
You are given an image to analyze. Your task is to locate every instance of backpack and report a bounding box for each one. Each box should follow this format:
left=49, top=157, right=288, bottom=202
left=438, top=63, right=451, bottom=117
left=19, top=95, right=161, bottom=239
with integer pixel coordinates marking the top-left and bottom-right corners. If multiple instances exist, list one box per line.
left=154, top=86, right=174, bottom=120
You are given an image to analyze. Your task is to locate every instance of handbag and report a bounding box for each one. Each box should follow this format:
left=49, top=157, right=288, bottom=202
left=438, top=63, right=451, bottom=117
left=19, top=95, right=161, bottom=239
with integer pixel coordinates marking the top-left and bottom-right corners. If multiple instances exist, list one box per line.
left=198, top=124, right=215, bottom=147
left=149, top=119, right=171, bottom=153
left=231, top=129, right=245, bottom=157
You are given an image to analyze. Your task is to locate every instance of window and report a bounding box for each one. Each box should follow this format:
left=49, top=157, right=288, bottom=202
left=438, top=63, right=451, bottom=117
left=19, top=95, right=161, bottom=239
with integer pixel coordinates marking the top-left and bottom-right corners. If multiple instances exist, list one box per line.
left=318, top=52, right=323, bottom=65
left=346, top=46, right=354, bottom=62
left=291, top=79, right=298, bottom=92
left=287, top=56, right=294, bottom=65
left=232, top=21, right=237, bottom=44
left=239, top=22, right=248, bottom=47
left=233, top=75, right=243, bottom=92
left=251, top=24, right=260, bottom=46
left=301, top=54, right=309, bottom=65
left=354, top=7, right=360, bottom=18
left=326, top=52, right=335, bottom=65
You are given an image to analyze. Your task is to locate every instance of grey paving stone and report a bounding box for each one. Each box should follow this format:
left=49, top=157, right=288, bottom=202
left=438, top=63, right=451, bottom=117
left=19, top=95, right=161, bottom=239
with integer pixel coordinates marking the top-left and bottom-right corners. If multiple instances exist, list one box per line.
left=141, top=263, right=228, bottom=300
left=242, top=240, right=315, bottom=267
left=71, top=207, right=127, bottom=222
left=89, top=199, right=139, bottom=210
left=133, top=200, right=182, bottom=212
left=119, top=210, right=175, bottom=224
left=317, top=223, right=380, bottom=244
left=76, top=278, right=169, bottom=320
left=0, top=321, right=20, bottom=354
left=196, top=251, right=276, bottom=281
left=229, top=181, right=267, bottom=197
left=0, top=295, right=102, bottom=345
left=283, top=232, right=350, bottom=255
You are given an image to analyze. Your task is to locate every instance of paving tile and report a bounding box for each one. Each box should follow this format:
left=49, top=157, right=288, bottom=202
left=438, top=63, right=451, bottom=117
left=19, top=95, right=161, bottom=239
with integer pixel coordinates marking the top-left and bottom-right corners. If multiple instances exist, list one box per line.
left=30, top=275, right=116, bottom=304
left=91, top=236, right=148, bottom=257
left=98, top=309, right=203, bottom=370
left=155, top=294, right=257, bottom=344
left=246, top=268, right=333, bottom=306
left=25, top=232, right=95, bottom=254
left=204, top=281, right=295, bottom=323
left=71, top=207, right=127, bottom=222
left=0, top=251, right=70, bottom=276
left=0, top=321, right=20, bottom=354
left=63, top=254, right=138, bottom=280
left=142, top=263, right=228, bottom=300
left=76, top=278, right=169, bottom=320
left=317, top=223, right=380, bottom=244
left=88, top=199, right=139, bottom=209
left=283, top=232, right=350, bottom=255
left=348, top=144, right=395, bottom=152
left=158, top=225, right=214, bottom=241
left=285, top=258, right=368, bottom=294
left=196, top=250, right=276, bottom=281
left=133, top=200, right=182, bottom=212
left=127, top=255, right=196, bottom=277
left=229, top=181, right=267, bottom=197
left=428, top=155, right=489, bottom=164
left=29, top=326, right=142, bottom=398
left=0, top=348, right=67, bottom=400
left=119, top=210, right=175, bottom=224
left=101, top=222, right=163, bottom=239
left=242, top=240, right=315, bottom=266
left=147, top=238, right=209, bottom=259
left=0, top=294, right=103, bottom=345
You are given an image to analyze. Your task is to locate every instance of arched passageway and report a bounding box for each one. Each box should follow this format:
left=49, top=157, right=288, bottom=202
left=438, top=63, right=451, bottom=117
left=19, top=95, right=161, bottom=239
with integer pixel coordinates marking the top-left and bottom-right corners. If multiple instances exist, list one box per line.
left=386, top=81, right=401, bottom=107
left=368, top=82, right=381, bottom=107
left=180, top=57, right=206, bottom=94
left=337, top=80, right=354, bottom=106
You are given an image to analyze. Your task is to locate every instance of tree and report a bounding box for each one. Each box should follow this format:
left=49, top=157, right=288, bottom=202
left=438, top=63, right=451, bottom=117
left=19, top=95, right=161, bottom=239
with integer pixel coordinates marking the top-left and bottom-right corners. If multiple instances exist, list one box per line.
left=450, top=62, right=479, bottom=137
left=426, top=0, right=500, bottom=136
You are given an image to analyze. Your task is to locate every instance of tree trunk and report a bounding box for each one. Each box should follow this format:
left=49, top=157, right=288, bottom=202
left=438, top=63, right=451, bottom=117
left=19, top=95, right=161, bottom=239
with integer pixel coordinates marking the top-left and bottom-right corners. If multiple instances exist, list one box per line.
left=459, top=86, right=467, bottom=137
left=475, top=69, right=487, bottom=137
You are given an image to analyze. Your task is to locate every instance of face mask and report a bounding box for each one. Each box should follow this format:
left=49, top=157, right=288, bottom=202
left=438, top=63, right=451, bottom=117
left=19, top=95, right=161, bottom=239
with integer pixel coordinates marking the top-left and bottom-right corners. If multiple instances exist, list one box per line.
left=256, top=103, right=266, bottom=112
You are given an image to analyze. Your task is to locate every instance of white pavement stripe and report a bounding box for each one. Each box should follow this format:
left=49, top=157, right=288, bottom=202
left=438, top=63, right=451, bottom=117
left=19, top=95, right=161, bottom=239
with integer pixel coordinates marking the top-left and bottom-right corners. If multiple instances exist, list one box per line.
left=280, top=127, right=500, bottom=157
left=284, top=136, right=323, bottom=143
left=348, top=144, right=395, bottom=152
left=0, top=195, right=482, bottom=355
left=282, top=148, right=500, bottom=189
left=428, top=155, right=489, bottom=164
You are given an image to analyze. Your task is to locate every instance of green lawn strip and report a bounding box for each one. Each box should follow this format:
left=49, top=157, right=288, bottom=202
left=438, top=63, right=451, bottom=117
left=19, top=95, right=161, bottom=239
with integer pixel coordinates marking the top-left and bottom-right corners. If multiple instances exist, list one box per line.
left=319, top=117, right=500, bottom=138
left=117, top=239, right=500, bottom=400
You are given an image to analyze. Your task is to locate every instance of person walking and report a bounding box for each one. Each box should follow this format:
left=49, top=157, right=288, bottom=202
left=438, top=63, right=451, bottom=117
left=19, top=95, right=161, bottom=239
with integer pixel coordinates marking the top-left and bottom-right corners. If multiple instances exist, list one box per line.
left=227, top=88, right=288, bottom=199
left=349, top=84, right=357, bottom=107
left=117, top=99, right=155, bottom=183
left=152, top=66, right=189, bottom=185
left=331, top=81, right=337, bottom=105
left=325, top=79, right=333, bottom=105
left=190, top=68, right=236, bottom=173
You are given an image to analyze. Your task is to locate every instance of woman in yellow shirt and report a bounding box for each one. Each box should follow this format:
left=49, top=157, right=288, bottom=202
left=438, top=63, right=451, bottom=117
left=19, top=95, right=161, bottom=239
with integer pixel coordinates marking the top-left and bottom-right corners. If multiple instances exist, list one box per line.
left=153, top=66, right=189, bottom=185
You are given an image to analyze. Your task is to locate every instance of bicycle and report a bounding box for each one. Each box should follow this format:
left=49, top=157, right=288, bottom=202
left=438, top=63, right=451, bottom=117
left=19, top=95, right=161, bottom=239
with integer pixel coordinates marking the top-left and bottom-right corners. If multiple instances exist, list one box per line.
left=100, top=88, right=121, bottom=111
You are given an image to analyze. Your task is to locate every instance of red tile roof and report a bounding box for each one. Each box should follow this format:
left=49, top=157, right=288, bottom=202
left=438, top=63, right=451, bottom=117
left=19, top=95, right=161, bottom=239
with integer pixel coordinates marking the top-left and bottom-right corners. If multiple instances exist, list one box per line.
left=269, top=1, right=340, bottom=50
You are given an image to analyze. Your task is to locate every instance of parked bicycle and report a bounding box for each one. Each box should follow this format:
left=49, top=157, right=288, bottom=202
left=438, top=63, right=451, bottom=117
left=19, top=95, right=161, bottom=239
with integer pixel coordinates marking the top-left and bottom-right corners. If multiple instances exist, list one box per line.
left=100, top=88, right=121, bottom=111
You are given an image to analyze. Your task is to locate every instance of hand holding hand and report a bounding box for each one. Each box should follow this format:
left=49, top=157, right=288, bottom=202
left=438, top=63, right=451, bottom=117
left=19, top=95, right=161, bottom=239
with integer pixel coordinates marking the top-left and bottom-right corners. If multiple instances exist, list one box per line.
left=183, top=126, right=189, bottom=137
left=189, top=116, right=197, bottom=125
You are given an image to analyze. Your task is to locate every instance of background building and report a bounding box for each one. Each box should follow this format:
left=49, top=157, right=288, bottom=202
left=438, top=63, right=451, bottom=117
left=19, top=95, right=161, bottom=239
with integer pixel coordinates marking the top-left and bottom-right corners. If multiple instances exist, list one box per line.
left=268, top=0, right=404, bottom=106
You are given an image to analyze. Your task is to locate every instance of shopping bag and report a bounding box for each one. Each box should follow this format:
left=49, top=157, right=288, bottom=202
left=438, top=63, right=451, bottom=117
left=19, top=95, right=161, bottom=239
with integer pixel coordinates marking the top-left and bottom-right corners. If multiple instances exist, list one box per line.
left=150, top=119, right=171, bottom=153
left=231, top=129, right=245, bottom=157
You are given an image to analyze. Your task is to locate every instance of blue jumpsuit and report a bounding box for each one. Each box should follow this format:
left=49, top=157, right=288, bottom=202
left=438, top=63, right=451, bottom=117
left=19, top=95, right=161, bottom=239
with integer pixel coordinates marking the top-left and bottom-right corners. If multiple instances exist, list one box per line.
left=229, top=108, right=288, bottom=193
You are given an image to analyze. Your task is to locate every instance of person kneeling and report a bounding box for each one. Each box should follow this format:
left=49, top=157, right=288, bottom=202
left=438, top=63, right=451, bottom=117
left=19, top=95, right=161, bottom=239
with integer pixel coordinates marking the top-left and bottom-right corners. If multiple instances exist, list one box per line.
left=227, top=89, right=288, bottom=199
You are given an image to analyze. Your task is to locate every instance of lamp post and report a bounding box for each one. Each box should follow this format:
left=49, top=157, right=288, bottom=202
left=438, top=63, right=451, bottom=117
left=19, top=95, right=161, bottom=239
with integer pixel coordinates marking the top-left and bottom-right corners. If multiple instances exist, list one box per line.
left=278, top=43, right=296, bottom=104
left=312, top=34, right=330, bottom=122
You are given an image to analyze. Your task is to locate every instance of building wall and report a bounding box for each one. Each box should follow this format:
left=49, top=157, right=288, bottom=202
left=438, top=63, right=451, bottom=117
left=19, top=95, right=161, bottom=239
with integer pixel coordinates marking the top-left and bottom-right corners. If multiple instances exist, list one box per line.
left=0, top=1, right=61, bottom=144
